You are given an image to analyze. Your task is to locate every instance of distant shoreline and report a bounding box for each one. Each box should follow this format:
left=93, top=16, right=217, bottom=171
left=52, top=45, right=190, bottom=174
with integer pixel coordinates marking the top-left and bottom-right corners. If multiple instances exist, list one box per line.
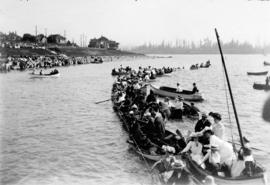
left=0, top=47, right=144, bottom=58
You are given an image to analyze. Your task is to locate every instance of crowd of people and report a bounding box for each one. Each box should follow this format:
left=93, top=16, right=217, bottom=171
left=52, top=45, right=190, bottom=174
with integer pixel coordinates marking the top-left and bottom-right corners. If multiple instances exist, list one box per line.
left=0, top=55, right=104, bottom=72
left=190, top=60, right=211, bottom=70
left=112, top=65, right=174, bottom=78
left=111, top=65, right=260, bottom=184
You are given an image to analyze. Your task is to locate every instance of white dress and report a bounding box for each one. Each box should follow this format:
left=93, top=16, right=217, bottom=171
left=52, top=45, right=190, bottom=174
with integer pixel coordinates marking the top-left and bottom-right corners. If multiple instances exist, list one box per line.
left=209, top=135, right=235, bottom=166
left=212, top=122, right=226, bottom=140
left=182, top=141, right=204, bottom=166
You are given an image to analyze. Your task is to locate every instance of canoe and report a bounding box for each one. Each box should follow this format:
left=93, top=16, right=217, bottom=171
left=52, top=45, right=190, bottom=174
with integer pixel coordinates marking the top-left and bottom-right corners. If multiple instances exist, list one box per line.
left=253, top=83, right=270, bottom=91
left=247, top=71, right=268, bottom=76
left=148, top=84, right=204, bottom=101
left=30, top=73, right=60, bottom=78
left=184, top=155, right=267, bottom=185
left=264, top=61, right=270, bottom=66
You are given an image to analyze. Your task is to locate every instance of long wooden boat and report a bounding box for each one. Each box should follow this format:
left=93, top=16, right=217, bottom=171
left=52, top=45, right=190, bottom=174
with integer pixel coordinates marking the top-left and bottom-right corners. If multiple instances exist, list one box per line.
left=253, top=83, right=270, bottom=91
left=264, top=61, right=270, bottom=66
left=30, top=73, right=60, bottom=78
left=247, top=71, right=268, bottom=76
left=148, top=84, right=204, bottom=101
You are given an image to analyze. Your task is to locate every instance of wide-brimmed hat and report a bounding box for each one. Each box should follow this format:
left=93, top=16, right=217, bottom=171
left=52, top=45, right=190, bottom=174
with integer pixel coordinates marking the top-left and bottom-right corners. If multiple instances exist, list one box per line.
left=210, top=145, right=219, bottom=151
left=243, top=136, right=250, bottom=143
left=177, top=96, right=183, bottom=100
left=203, top=127, right=213, bottom=135
left=189, top=132, right=200, bottom=139
left=129, top=111, right=134, bottom=115
left=210, top=112, right=221, bottom=120
left=131, top=104, right=138, bottom=110
left=144, top=112, right=151, bottom=117
left=201, top=112, right=207, bottom=118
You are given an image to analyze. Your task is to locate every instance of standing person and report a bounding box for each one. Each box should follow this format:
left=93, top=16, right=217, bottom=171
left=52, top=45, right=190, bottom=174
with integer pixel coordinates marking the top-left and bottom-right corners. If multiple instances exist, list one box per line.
left=210, top=113, right=226, bottom=140
left=266, top=76, right=269, bottom=86
left=192, top=83, right=199, bottom=93
left=176, top=83, right=183, bottom=92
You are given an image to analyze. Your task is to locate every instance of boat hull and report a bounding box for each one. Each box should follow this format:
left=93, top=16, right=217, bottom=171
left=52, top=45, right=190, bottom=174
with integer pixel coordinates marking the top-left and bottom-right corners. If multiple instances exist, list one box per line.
left=247, top=71, right=268, bottom=76
left=149, top=84, right=204, bottom=101
left=30, top=73, right=60, bottom=78
left=264, top=61, right=270, bottom=66
left=253, top=83, right=270, bottom=90
left=185, top=156, right=267, bottom=185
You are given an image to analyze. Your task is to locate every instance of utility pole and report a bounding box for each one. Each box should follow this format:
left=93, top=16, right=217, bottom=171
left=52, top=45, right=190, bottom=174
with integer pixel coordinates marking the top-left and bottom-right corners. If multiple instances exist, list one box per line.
left=35, top=25, right=37, bottom=46
left=35, top=25, right=37, bottom=37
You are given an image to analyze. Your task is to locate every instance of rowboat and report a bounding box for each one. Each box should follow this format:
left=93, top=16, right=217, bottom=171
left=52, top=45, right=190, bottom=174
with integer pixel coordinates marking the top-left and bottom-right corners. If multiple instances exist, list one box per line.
left=264, top=61, right=270, bottom=66
left=30, top=73, right=60, bottom=78
left=247, top=71, right=268, bottom=76
left=184, top=155, right=267, bottom=185
left=253, top=83, right=270, bottom=91
left=148, top=84, right=204, bottom=101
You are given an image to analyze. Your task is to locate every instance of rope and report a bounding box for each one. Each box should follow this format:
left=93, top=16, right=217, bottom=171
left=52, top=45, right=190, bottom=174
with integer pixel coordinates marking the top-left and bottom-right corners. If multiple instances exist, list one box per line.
left=221, top=62, right=237, bottom=152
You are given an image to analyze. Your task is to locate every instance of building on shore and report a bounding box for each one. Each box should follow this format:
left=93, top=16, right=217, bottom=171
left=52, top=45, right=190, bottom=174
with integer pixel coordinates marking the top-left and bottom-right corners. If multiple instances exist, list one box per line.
left=88, top=36, right=119, bottom=50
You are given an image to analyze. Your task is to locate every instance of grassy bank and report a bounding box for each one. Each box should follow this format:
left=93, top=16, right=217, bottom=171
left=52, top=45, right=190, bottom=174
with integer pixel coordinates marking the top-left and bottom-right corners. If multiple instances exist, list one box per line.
left=0, top=47, right=144, bottom=57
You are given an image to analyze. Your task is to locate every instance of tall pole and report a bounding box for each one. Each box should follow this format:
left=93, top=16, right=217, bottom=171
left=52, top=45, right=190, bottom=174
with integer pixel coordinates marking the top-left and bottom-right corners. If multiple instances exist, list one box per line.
left=215, top=28, right=244, bottom=147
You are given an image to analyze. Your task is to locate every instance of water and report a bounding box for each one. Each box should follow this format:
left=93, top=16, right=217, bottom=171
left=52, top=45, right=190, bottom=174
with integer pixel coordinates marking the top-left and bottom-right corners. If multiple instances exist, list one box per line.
left=1, top=55, right=270, bottom=185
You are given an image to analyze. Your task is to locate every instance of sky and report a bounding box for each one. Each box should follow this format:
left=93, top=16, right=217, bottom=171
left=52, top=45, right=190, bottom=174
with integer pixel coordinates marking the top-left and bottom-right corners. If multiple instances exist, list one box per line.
left=0, top=0, right=270, bottom=48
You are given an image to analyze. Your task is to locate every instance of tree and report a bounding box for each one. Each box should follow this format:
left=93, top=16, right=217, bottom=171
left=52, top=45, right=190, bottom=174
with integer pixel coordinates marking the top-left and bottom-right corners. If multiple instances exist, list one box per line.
left=22, top=33, right=36, bottom=42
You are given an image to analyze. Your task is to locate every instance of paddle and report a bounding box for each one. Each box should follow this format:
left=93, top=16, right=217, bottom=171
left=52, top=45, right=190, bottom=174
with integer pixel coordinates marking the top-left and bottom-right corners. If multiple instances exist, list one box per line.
left=227, top=140, right=270, bottom=154
left=95, top=98, right=111, bottom=104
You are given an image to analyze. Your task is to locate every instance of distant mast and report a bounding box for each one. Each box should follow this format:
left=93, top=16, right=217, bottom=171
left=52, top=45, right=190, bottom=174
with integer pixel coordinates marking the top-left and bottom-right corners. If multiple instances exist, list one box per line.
left=215, top=28, right=244, bottom=147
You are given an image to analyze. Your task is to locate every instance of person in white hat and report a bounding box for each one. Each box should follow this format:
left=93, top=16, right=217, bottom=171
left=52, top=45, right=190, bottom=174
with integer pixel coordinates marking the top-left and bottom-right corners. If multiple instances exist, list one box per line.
left=201, top=145, right=221, bottom=175
left=181, top=132, right=205, bottom=168
left=203, top=127, right=235, bottom=176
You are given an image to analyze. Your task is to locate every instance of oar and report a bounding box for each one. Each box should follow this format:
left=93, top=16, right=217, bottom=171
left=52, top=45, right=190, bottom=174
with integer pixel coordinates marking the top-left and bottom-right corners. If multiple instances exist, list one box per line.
left=95, top=98, right=111, bottom=104
left=228, top=141, right=270, bottom=154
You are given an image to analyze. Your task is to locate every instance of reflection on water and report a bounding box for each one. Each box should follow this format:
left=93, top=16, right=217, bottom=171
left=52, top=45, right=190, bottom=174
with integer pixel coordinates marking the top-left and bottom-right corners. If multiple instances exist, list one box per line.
left=0, top=55, right=270, bottom=185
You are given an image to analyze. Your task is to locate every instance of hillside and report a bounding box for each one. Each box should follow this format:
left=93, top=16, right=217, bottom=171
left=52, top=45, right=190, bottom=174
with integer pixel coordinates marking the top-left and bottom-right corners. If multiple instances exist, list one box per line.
left=0, top=47, right=144, bottom=57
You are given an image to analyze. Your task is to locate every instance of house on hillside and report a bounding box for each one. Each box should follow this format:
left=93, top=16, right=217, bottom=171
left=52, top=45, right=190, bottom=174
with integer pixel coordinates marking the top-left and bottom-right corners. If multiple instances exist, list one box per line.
left=88, top=36, right=119, bottom=50
left=47, top=34, right=66, bottom=44
left=36, top=34, right=47, bottom=44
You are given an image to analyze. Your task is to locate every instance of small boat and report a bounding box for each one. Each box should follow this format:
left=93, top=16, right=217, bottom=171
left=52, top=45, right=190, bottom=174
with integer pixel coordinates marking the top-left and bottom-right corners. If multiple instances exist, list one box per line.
left=247, top=71, right=268, bottom=76
left=30, top=73, right=60, bottom=78
left=200, top=60, right=211, bottom=68
left=253, top=83, right=270, bottom=90
left=148, top=84, right=204, bottom=101
left=264, top=61, right=270, bottom=66
left=184, top=155, right=267, bottom=185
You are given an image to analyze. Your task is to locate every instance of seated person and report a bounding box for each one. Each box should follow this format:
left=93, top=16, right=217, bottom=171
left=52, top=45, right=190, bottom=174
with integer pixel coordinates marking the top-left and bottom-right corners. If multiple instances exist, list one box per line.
left=238, top=137, right=255, bottom=177
left=180, top=132, right=205, bottom=168
left=170, top=96, right=184, bottom=119
left=201, top=145, right=221, bottom=175
left=203, top=127, right=236, bottom=177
